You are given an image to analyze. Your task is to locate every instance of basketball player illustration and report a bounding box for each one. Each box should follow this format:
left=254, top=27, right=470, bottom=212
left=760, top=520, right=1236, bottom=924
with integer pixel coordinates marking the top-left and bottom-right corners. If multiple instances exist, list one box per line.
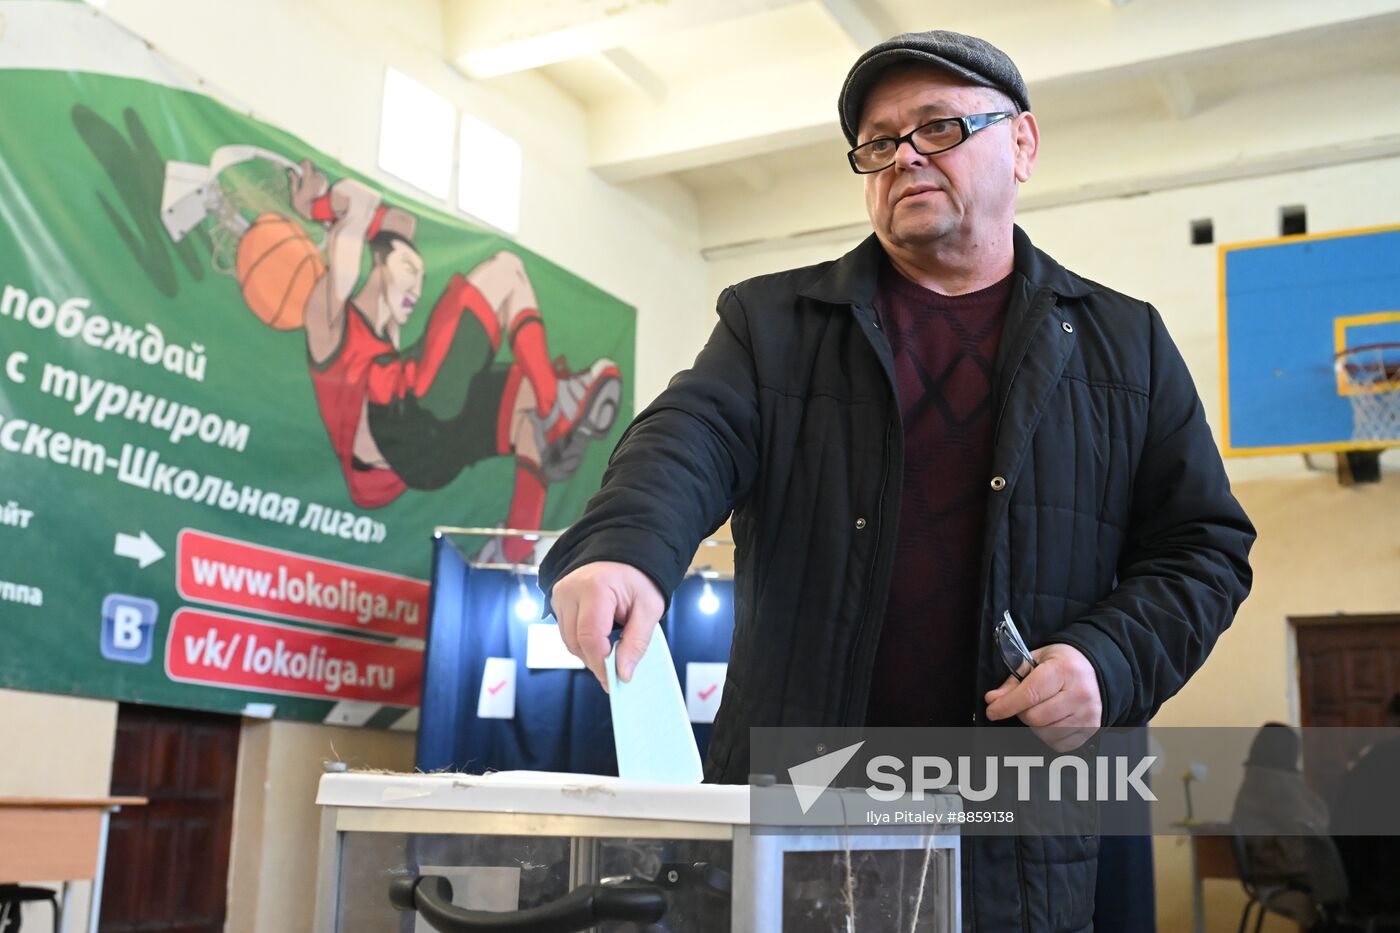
left=161, top=149, right=621, bottom=563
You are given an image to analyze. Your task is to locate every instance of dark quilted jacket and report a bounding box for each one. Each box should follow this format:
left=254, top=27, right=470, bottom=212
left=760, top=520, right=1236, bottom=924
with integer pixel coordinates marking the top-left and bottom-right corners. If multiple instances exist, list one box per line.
left=540, top=226, right=1255, bottom=931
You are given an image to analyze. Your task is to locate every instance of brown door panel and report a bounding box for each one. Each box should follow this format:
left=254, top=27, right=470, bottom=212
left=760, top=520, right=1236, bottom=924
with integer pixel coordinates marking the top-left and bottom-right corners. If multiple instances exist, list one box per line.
left=1294, top=616, right=1400, bottom=803
left=100, top=705, right=239, bottom=933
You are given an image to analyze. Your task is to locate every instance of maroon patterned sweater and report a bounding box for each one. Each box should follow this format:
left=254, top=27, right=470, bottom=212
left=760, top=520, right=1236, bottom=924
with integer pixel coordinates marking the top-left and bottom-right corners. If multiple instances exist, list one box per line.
left=865, top=260, right=1012, bottom=727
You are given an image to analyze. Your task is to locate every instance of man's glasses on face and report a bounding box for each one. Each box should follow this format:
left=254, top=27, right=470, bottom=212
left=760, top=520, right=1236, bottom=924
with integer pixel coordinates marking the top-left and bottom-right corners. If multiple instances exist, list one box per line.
left=847, top=111, right=1013, bottom=174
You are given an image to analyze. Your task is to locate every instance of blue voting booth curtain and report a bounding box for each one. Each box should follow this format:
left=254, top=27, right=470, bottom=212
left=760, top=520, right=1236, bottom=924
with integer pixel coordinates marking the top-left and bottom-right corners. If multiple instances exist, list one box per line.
left=1095, top=835, right=1156, bottom=931
left=663, top=575, right=737, bottom=759
left=416, top=536, right=735, bottom=776
left=1093, top=727, right=1156, bottom=930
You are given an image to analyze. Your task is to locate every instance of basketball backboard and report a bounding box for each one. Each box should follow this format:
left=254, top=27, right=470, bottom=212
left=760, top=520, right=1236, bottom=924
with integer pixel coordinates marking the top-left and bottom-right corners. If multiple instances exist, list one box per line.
left=1219, top=224, right=1400, bottom=456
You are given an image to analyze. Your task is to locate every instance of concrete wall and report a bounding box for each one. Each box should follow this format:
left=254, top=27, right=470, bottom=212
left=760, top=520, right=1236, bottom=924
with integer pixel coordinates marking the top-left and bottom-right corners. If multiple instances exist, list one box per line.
left=223, top=719, right=415, bottom=933
left=0, top=689, right=117, bottom=928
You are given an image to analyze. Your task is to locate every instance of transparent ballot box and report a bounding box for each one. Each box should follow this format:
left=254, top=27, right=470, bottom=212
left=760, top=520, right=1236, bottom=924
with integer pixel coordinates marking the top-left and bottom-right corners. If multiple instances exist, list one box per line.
left=314, top=770, right=960, bottom=932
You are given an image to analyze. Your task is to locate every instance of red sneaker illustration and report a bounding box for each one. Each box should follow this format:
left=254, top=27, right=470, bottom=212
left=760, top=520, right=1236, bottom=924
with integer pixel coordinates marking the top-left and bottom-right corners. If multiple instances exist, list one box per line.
left=530, top=357, right=622, bottom=482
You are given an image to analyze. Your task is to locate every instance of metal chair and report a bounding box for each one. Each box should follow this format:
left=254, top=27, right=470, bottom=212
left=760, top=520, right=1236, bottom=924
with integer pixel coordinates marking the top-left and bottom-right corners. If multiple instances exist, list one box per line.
left=1230, top=831, right=1400, bottom=933
left=0, top=884, right=61, bottom=933
left=1230, top=833, right=1333, bottom=933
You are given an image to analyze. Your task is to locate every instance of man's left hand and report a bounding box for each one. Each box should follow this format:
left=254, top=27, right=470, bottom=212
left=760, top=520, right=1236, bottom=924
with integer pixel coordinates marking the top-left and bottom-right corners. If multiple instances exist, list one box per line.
left=984, top=643, right=1102, bottom=752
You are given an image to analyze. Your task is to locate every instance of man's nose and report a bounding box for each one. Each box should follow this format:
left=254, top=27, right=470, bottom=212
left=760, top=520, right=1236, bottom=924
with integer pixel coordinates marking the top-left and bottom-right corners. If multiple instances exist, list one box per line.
left=893, top=138, right=927, bottom=170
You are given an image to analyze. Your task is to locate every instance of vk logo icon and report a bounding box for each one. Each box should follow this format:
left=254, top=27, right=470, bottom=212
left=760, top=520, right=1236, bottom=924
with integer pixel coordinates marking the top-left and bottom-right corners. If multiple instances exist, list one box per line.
left=101, top=594, right=158, bottom=664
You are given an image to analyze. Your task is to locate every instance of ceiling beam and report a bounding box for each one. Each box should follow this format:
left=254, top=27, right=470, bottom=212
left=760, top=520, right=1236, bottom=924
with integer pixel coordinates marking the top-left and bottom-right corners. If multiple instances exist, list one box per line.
left=445, top=0, right=803, bottom=78
left=701, top=132, right=1400, bottom=259
left=728, top=160, right=776, bottom=193
left=603, top=49, right=668, bottom=104
left=1154, top=70, right=1196, bottom=120
left=696, top=65, right=1400, bottom=252
left=589, top=47, right=849, bottom=182
left=588, top=3, right=1400, bottom=182
left=816, top=0, right=898, bottom=49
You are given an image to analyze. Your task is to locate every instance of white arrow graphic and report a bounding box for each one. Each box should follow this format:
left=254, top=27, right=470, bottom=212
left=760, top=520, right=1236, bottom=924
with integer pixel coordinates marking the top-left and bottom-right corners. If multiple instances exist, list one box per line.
left=114, top=531, right=165, bottom=569
left=788, top=740, right=865, bottom=814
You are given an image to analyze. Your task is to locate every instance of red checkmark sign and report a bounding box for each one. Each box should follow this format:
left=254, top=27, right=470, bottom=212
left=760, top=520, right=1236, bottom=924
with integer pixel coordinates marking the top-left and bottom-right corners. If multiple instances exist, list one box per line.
left=487, top=679, right=507, bottom=695
left=699, top=684, right=718, bottom=701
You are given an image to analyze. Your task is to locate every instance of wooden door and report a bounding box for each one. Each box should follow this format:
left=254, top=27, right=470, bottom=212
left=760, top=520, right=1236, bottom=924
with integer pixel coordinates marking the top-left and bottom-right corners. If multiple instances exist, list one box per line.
left=99, top=704, right=240, bottom=933
left=1293, top=615, right=1400, bottom=804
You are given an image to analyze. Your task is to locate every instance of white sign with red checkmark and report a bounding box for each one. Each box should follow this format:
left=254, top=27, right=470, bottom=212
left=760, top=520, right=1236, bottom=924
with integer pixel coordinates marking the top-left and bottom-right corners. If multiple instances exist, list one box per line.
left=476, top=657, right=516, bottom=719
left=525, top=623, right=586, bottom=669
left=684, top=662, right=726, bottom=723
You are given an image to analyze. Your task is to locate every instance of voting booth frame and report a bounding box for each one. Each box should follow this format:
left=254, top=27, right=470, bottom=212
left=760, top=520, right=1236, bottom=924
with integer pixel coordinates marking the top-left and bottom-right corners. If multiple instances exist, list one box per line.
left=416, top=532, right=736, bottom=777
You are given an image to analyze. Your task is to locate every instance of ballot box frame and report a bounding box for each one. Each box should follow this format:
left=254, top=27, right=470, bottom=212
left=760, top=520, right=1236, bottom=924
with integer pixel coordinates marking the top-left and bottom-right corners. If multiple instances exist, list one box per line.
left=313, top=799, right=960, bottom=932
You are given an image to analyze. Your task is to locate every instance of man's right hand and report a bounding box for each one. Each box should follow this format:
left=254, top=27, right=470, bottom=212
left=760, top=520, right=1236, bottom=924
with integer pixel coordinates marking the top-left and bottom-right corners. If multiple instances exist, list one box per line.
left=550, top=561, right=665, bottom=693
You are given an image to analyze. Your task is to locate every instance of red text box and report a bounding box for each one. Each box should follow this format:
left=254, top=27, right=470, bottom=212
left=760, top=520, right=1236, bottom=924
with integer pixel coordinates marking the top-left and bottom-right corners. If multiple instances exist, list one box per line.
left=177, top=528, right=428, bottom=639
left=165, top=608, right=422, bottom=706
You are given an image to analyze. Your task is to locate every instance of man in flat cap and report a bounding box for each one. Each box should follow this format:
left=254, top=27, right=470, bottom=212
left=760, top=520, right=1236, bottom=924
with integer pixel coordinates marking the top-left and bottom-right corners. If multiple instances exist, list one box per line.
left=541, top=29, right=1255, bottom=929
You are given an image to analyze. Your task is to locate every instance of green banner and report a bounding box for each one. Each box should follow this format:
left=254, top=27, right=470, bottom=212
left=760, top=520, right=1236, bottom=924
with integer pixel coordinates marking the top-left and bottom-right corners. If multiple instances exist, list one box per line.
left=0, top=67, right=635, bottom=726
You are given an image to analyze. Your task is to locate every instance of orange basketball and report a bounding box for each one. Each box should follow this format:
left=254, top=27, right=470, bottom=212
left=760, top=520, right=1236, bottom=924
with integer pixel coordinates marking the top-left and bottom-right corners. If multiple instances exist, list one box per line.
left=235, top=213, right=326, bottom=330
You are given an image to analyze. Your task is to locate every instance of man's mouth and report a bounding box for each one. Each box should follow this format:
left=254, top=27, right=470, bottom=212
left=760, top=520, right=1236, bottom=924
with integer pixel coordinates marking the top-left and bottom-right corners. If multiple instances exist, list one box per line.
left=897, top=185, right=942, bottom=204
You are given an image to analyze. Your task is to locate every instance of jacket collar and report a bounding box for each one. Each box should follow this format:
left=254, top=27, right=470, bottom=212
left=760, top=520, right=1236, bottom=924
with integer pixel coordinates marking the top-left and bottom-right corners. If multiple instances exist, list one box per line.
left=796, top=224, right=1096, bottom=307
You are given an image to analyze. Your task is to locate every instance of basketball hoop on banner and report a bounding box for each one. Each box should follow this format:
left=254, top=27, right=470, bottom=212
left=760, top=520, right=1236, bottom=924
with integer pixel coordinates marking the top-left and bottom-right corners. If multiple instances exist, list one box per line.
left=159, top=146, right=325, bottom=329
left=1335, top=343, right=1400, bottom=446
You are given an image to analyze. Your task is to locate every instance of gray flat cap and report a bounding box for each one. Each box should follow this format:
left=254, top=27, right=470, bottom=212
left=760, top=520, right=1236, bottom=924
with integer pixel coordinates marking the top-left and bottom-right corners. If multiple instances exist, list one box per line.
left=838, top=30, right=1030, bottom=147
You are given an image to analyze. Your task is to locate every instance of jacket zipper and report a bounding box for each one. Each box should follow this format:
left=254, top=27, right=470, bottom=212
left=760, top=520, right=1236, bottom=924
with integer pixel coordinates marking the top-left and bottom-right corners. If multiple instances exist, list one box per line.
left=840, top=302, right=899, bottom=724
left=975, top=287, right=1057, bottom=728
left=989, top=286, right=1054, bottom=933
left=1017, top=842, right=1031, bottom=932
left=981, top=353, right=1023, bottom=728
left=973, top=353, right=1022, bottom=733
left=842, top=415, right=894, bottom=723
left=991, top=286, right=1053, bottom=444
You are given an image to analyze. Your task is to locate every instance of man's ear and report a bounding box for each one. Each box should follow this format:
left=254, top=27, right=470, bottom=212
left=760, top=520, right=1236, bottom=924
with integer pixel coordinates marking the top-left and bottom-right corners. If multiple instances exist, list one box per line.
left=1013, top=111, right=1040, bottom=184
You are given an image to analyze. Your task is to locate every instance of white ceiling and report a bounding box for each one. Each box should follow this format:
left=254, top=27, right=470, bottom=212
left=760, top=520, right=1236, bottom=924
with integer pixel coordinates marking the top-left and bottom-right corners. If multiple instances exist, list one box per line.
left=438, top=0, right=1400, bottom=231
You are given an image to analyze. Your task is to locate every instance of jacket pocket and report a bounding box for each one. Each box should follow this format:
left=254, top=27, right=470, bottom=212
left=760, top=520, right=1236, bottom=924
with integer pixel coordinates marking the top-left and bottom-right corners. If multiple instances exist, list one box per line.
left=1012, top=833, right=1099, bottom=932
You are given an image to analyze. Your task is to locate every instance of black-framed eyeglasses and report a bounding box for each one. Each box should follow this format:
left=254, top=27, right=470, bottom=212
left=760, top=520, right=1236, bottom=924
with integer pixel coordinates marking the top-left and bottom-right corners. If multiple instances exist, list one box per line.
left=994, top=610, right=1038, bottom=682
left=847, top=111, right=1014, bottom=174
